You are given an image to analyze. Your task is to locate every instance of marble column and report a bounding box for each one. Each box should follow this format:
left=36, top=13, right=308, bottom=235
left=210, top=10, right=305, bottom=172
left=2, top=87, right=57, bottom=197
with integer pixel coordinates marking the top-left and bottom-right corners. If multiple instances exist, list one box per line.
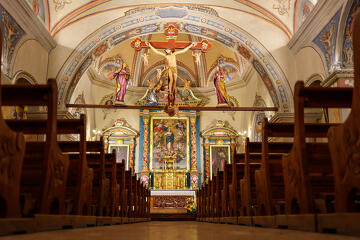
left=142, top=116, right=150, bottom=171
left=190, top=116, right=197, bottom=171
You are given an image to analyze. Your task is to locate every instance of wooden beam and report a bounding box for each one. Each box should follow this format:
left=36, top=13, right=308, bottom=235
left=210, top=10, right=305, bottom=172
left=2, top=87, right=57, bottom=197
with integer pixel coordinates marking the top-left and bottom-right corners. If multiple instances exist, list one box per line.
left=66, top=104, right=278, bottom=112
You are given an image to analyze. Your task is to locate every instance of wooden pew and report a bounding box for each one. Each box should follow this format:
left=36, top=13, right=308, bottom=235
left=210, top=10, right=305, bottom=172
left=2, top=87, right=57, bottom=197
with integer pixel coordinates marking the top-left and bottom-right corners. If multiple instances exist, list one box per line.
left=116, top=162, right=127, bottom=223
left=318, top=10, right=360, bottom=234
left=1, top=80, right=70, bottom=233
left=125, top=170, right=134, bottom=223
left=8, top=115, right=101, bottom=228
left=239, top=140, right=261, bottom=225
left=0, top=28, right=27, bottom=235
left=214, top=169, right=224, bottom=223
left=219, top=163, right=233, bottom=224
left=282, top=82, right=350, bottom=221
left=226, top=153, right=244, bottom=224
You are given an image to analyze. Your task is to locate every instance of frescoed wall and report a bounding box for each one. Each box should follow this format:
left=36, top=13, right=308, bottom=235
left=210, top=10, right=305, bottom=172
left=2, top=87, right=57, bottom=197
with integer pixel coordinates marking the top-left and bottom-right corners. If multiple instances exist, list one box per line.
left=313, top=9, right=342, bottom=73
left=0, top=4, right=25, bottom=76
left=342, top=0, right=360, bottom=66
left=25, top=0, right=47, bottom=26
left=294, top=0, right=317, bottom=32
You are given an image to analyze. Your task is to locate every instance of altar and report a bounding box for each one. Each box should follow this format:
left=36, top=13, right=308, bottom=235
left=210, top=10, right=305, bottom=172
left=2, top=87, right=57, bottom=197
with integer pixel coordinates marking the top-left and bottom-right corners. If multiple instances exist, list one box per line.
left=150, top=190, right=196, bottom=213
left=152, top=155, right=189, bottom=190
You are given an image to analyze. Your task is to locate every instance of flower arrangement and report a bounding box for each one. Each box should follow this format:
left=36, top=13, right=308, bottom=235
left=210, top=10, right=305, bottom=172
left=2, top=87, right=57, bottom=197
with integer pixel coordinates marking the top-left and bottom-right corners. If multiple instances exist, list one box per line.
left=185, top=197, right=197, bottom=214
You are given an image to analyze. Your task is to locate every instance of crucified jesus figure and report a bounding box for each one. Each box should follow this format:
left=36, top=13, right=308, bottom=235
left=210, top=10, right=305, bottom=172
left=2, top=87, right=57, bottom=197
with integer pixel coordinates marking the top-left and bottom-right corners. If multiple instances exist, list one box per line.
left=145, top=41, right=196, bottom=111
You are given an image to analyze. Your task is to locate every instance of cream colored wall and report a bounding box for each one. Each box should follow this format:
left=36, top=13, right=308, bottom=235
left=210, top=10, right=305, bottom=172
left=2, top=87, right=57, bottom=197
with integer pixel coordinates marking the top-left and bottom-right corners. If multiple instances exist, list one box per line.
left=70, top=73, right=96, bottom=140
left=12, top=39, right=49, bottom=84
left=295, top=46, right=326, bottom=83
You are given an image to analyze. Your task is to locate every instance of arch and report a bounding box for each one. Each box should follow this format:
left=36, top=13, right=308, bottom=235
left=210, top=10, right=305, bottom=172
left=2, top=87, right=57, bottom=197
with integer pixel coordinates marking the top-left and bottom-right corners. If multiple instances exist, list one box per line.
left=336, top=0, right=360, bottom=67
left=12, top=70, right=38, bottom=85
left=55, top=5, right=293, bottom=112
left=304, top=73, right=325, bottom=86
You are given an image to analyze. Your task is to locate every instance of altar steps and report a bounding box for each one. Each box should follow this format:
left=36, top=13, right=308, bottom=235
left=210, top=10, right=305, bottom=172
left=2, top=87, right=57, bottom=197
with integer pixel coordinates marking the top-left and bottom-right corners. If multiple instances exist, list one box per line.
left=151, top=213, right=196, bottom=221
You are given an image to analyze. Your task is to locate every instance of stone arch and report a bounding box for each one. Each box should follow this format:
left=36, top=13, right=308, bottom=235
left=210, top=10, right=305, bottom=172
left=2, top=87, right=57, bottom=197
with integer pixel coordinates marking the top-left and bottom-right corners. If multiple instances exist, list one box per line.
left=55, top=5, right=293, bottom=112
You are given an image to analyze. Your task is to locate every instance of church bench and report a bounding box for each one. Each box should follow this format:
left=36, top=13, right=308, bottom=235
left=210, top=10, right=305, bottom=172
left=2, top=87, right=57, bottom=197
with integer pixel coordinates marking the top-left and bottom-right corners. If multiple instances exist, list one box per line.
left=220, top=163, right=234, bottom=224
left=208, top=175, right=216, bottom=222
left=1, top=79, right=70, bottom=233
left=316, top=11, right=360, bottom=235
left=0, top=28, right=26, bottom=224
left=227, top=153, right=244, bottom=223
left=239, top=140, right=262, bottom=225
left=282, top=82, right=350, bottom=220
left=6, top=116, right=95, bottom=222
left=85, top=152, right=114, bottom=226
left=213, top=169, right=224, bottom=223
left=116, top=162, right=127, bottom=223
left=125, top=170, right=135, bottom=222
left=253, top=119, right=337, bottom=230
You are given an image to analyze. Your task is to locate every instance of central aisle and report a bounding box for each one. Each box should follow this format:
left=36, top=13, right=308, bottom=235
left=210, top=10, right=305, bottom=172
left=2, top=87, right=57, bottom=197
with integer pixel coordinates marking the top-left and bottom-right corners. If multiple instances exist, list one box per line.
left=1, top=222, right=358, bottom=240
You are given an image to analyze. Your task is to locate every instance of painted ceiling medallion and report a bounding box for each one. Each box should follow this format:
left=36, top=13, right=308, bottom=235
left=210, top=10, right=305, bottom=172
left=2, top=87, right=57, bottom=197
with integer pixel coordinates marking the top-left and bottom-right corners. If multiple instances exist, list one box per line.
left=53, top=0, right=72, bottom=12
left=273, top=0, right=291, bottom=16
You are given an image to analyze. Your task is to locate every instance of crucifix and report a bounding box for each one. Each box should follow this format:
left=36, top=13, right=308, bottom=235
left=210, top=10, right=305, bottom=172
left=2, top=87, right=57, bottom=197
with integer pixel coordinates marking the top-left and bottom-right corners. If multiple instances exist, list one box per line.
left=131, top=24, right=212, bottom=116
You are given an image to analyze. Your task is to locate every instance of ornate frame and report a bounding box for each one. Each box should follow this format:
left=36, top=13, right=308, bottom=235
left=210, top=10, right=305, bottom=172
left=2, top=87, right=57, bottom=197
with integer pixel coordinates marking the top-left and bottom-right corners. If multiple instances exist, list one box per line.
left=149, top=116, right=190, bottom=172
left=103, top=119, right=138, bottom=171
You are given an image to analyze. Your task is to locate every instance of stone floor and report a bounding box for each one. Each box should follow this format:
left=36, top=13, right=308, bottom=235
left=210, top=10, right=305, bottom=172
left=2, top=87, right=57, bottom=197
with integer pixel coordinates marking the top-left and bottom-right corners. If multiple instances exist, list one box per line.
left=1, top=222, right=360, bottom=240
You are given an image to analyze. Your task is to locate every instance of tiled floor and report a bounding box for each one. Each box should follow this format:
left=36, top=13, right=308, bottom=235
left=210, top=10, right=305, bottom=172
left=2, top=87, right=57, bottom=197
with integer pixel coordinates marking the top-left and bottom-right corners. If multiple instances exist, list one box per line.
left=1, top=222, right=359, bottom=240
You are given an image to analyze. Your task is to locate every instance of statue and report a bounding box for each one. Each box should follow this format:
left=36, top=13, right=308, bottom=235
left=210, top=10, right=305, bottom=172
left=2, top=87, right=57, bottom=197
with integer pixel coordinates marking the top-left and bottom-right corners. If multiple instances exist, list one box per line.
left=111, top=63, right=130, bottom=104
left=145, top=41, right=196, bottom=114
left=213, top=65, right=231, bottom=106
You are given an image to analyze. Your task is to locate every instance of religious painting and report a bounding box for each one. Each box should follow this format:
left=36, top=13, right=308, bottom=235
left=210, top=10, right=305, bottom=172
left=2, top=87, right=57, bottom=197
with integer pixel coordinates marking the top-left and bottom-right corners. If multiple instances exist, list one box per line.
left=109, top=145, right=130, bottom=170
left=210, top=145, right=230, bottom=178
left=342, top=0, right=360, bottom=66
left=150, top=117, right=189, bottom=171
left=207, top=62, right=241, bottom=87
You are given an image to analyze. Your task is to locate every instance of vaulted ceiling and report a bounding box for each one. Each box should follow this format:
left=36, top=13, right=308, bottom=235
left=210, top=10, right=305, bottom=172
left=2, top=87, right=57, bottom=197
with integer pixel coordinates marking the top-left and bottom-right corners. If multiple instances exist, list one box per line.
left=23, top=0, right=319, bottom=112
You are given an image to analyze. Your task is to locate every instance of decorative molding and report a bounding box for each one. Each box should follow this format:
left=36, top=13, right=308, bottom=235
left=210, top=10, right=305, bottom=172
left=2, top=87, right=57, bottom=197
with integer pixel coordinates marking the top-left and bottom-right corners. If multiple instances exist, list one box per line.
left=321, top=69, right=354, bottom=87
left=0, top=0, right=56, bottom=52
left=288, top=0, right=346, bottom=54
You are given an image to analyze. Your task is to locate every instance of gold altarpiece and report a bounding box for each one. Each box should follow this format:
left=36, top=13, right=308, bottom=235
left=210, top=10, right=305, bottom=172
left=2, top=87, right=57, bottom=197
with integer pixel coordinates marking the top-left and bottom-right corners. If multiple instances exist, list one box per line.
left=153, top=155, right=188, bottom=190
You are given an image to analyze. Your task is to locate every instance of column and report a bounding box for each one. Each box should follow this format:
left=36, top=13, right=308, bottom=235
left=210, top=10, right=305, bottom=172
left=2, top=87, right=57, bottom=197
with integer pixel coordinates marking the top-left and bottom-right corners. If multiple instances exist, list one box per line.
left=142, top=115, right=150, bottom=171
left=129, top=142, right=135, bottom=170
left=190, top=115, right=197, bottom=171
left=204, top=139, right=210, bottom=179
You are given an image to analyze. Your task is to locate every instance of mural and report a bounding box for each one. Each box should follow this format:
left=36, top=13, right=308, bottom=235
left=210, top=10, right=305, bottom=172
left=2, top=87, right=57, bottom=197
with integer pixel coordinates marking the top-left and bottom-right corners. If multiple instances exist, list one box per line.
left=150, top=117, right=189, bottom=170
left=342, top=0, right=360, bottom=66
left=253, top=59, right=280, bottom=107
left=0, top=5, right=25, bottom=76
left=210, top=145, right=230, bottom=176
left=294, top=0, right=317, bottom=32
left=25, top=0, right=47, bottom=25
left=313, top=9, right=341, bottom=73
left=207, top=58, right=242, bottom=86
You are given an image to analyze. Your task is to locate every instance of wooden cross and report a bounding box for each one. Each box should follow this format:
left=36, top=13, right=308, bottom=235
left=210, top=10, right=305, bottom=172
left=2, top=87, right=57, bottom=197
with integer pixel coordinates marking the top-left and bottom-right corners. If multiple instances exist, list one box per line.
left=131, top=24, right=211, bottom=52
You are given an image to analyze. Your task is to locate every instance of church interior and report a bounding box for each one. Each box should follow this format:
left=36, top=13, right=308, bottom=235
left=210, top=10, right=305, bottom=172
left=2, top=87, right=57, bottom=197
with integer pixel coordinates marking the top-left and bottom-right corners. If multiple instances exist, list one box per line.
left=0, top=0, right=360, bottom=239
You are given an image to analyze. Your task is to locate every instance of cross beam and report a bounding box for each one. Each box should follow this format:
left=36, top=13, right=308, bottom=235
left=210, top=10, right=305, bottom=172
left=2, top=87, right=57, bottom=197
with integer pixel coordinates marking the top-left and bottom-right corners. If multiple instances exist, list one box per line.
left=66, top=104, right=278, bottom=112
left=131, top=24, right=211, bottom=52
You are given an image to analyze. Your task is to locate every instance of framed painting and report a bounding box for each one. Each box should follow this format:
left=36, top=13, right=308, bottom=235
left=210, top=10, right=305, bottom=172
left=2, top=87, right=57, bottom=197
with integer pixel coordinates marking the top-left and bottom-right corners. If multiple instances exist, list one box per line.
left=109, top=144, right=130, bottom=170
left=210, top=145, right=231, bottom=178
left=150, top=117, right=190, bottom=171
